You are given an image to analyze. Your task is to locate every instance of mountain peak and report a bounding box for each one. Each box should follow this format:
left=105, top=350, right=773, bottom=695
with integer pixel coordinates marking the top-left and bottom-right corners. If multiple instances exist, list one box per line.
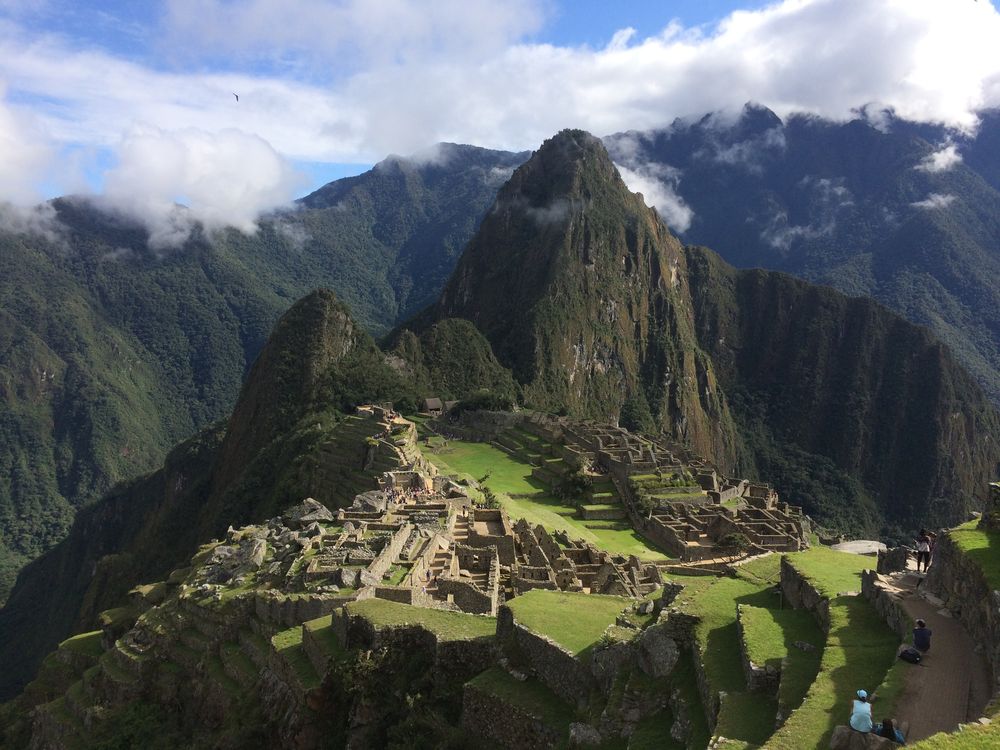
left=411, top=128, right=737, bottom=464
left=496, top=128, right=621, bottom=207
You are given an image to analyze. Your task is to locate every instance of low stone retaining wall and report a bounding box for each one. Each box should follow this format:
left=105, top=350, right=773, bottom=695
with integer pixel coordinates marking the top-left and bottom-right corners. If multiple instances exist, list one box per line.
left=510, top=621, right=595, bottom=707
left=254, top=589, right=368, bottom=628
left=580, top=506, right=626, bottom=521
left=461, top=679, right=565, bottom=749
left=926, top=532, right=1000, bottom=693
left=860, top=570, right=912, bottom=640
left=337, top=607, right=497, bottom=687
left=780, top=556, right=831, bottom=633
left=736, top=605, right=780, bottom=695
left=496, top=605, right=596, bottom=707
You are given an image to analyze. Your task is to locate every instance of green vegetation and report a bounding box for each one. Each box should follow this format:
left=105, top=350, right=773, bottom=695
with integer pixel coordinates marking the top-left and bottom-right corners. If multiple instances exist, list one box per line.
left=715, top=692, right=777, bottom=746
left=670, top=650, right=712, bottom=749
left=505, top=590, right=631, bottom=657
left=424, top=439, right=668, bottom=560
left=270, top=626, right=321, bottom=691
left=681, top=572, right=780, bottom=744
left=303, top=615, right=346, bottom=661
left=628, top=709, right=683, bottom=750
left=467, top=667, right=573, bottom=730
left=739, top=606, right=824, bottom=716
left=783, top=547, right=869, bottom=597
left=950, top=520, right=1000, bottom=589
left=765, top=552, right=900, bottom=750
left=59, top=631, right=104, bottom=660
left=384, top=564, right=411, bottom=586
left=345, top=598, right=496, bottom=641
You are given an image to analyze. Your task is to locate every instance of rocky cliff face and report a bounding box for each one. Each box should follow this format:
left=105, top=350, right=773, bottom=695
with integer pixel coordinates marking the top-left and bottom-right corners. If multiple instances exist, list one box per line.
left=414, top=129, right=741, bottom=467
left=607, top=104, right=1000, bottom=406
left=686, top=245, right=1000, bottom=532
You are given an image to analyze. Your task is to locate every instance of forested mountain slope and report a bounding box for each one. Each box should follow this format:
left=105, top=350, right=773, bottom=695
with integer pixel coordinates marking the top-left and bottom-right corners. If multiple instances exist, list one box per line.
left=0, top=145, right=522, bottom=602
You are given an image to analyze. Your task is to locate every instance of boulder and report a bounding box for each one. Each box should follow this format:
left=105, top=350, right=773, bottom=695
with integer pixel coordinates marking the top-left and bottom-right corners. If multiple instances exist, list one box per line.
left=568, top=723, right=602, bottom=747
left=283, top=498, right=334, bottom=528
left=636, top=626, right=679, bottom=678
left=829, top=726, right=900, bottom=749
left=246, top=539, right=267, bottom=569
left=358, top=569, right=381, bottom=588
left=877, top=547, right=909, bottom=574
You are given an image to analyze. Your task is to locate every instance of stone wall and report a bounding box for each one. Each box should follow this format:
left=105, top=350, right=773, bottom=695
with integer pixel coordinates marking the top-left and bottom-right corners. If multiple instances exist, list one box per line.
left=860, top=570, right=912, bottom=641
left=780, top=556, right=831, bottom=633
left=373, top=586, right=413, bottom=604
left=925, top=533, right=1000, bottom=693
left=367, top=524, right=412, bottom=580
left=253, top=590, right=366, bottom=629
left=497, top=606, right=596, bottom=708
left=736, top=605, right=780, bottom=695
left=438, top=578, right=495, bottom=615
left=461, top=679, right=566, bottom=749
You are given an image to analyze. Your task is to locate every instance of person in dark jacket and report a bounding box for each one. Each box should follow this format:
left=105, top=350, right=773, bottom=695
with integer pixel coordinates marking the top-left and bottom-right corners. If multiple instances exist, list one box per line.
left=874, top=717, right=906, bottom=744
left=913, top=619, right=932, bottom=653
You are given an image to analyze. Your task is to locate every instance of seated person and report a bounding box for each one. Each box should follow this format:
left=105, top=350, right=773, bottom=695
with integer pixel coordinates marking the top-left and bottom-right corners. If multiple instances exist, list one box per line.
left=873, top=717, right=906, bottom=744
left=849, top=689, right=875, bottom=732
left=913, top=619, right=932, bottom=652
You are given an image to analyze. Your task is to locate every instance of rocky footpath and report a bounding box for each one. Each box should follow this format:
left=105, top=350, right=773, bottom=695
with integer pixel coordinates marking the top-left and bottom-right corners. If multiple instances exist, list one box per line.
left=925, top=532, right=1000, bottom=694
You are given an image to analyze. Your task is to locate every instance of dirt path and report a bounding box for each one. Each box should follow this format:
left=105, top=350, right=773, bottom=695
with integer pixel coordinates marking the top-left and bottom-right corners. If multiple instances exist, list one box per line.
left=882, top=566, right=991, bottom=742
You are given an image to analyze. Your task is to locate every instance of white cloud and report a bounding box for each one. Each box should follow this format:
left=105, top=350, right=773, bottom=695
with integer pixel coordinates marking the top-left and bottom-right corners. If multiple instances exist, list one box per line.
left=0, top=83, right=55, bottom=205
left=615, top=162, right=693, bottom=233
left=910, top=193, right=957, bottom=210
left=758, top=176, right=854, bottom=250
left=98, top=124, right=303, bottom=248
left=0, top=201, right=64, bottom=243
left=916, top=143, right=963, bottom=173
left=1, top=0, right=1000, bottom=225
left=694, top=125, right=787, bottom=174
left=161, top=0, right=546, bottom=69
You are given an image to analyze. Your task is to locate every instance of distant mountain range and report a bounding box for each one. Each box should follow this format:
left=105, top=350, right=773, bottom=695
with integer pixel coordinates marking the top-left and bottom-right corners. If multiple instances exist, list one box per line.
left=4, top=128, right=999, bottom=702
left=609, top=104, right=1000, bottom=404
left=0, top=145, right=524, bottom=602
left=3, top=103, right=1000, bottom=611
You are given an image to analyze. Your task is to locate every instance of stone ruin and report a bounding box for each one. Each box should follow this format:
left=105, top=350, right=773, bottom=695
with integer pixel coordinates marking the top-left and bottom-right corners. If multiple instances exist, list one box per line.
left=185, top=409, right=807, bottom=625
left=496, top=412, right=810, bottom=562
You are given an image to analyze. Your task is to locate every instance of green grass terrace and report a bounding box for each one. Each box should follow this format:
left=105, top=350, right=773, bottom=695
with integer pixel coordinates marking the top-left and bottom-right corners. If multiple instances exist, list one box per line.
left=344, top=598, right=496, bottom=641
left=505, top=589, right=634, bottom=658
left=765, top=550, right=901, bottom=749
left=420, top=439, right=669, bottom=561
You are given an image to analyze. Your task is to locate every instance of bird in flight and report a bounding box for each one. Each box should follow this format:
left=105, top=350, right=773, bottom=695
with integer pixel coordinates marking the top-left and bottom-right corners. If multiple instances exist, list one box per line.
left=233, top=93, right=239, bottom=102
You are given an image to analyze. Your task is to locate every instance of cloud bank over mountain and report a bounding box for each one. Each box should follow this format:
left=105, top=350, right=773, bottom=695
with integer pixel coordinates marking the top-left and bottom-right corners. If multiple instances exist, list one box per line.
left=2, top=0, right=1000, bottom=242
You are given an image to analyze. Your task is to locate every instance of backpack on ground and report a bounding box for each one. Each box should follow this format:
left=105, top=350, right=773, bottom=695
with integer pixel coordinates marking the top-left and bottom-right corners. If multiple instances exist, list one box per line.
left=899, top=647, right=922, bottom=664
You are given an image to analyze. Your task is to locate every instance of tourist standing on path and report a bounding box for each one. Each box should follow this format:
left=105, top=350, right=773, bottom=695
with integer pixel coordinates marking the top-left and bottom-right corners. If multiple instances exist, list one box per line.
left=915, top=530, right=932, bottom=572
left=850, top=689, right=876, bottom=733
left=913, top=619, right=932, bottom=654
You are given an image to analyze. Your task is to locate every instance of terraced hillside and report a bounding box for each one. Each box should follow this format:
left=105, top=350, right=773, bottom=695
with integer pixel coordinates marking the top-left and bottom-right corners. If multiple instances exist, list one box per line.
left=419, top=429, right=668, bottom=561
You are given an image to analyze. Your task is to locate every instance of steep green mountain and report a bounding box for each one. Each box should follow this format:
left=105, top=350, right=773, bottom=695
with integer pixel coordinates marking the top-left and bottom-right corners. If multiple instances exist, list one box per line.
left=606, top=104, right=1000, bottom=403
left=686, top=247, right=1000, bottom=535
left=0, top=288, right=514, bottom=700
left=409, top=129, right=741, bottom=467
left=407, top=129, right=1000, bottom=537
left=0, top=144, right=523, bottom=602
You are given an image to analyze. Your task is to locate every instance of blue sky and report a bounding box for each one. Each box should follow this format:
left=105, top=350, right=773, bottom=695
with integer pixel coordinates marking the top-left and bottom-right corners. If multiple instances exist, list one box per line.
left=1, top=0, right=999, bottom=243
